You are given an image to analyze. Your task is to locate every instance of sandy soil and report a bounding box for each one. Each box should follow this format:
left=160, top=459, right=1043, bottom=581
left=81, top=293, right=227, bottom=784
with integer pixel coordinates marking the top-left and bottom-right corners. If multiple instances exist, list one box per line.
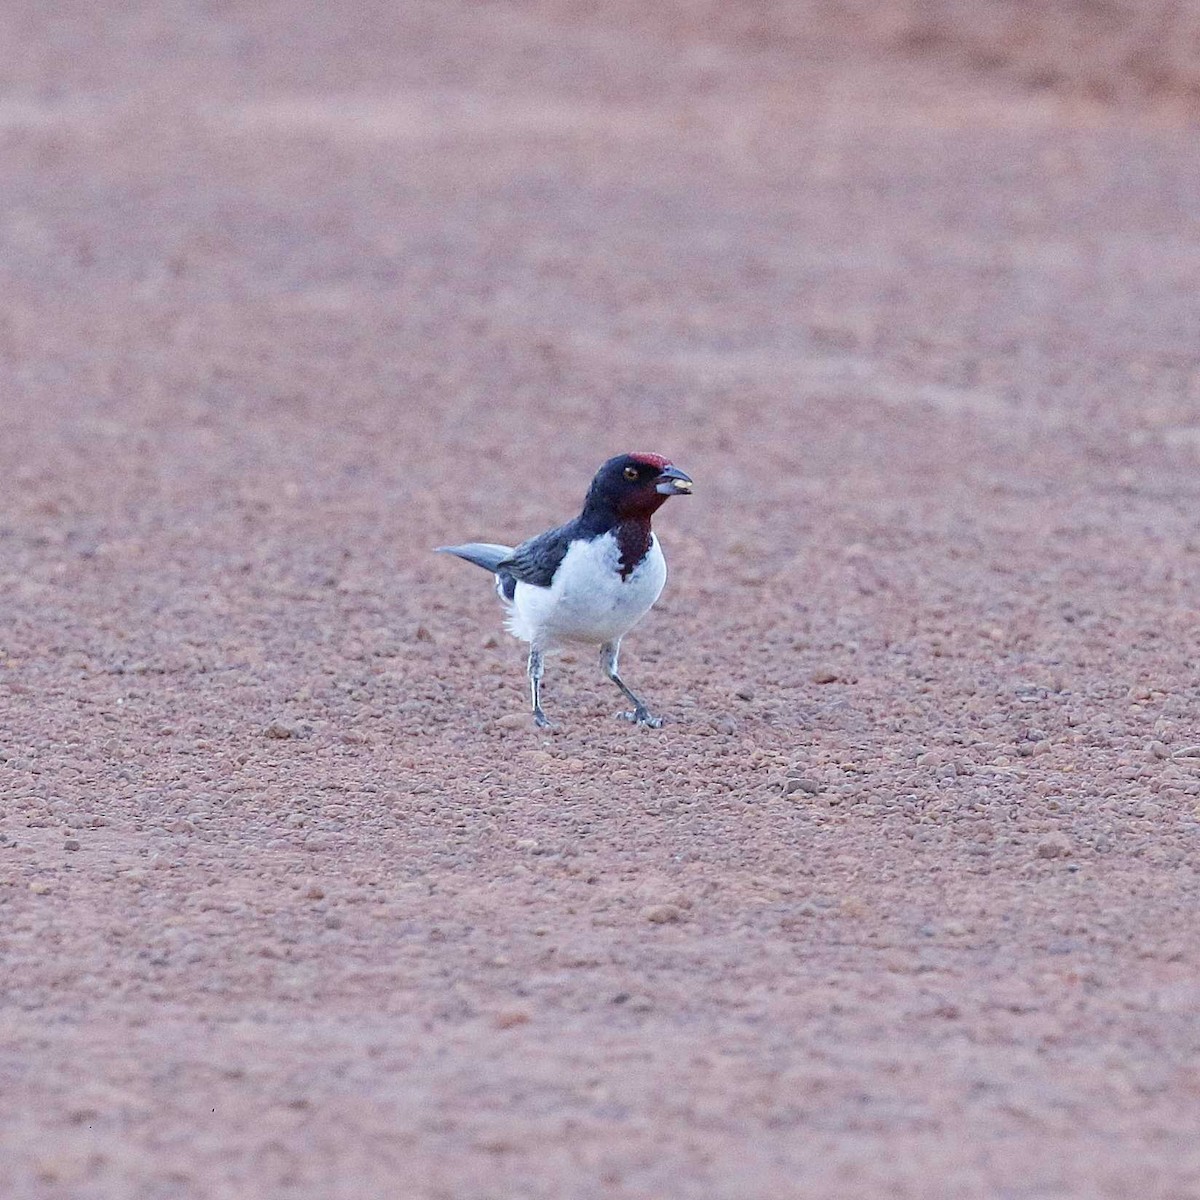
left=3, top=3, right=1200, bottom=1197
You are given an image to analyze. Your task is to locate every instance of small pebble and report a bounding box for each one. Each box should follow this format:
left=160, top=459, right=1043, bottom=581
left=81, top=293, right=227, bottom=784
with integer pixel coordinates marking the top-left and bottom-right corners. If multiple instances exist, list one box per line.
left=264, top=722, right=295, bottom=740
left=642, top=904, right=683, bottom=924
left=63, top=838, right=80, bottom=852
left=784, top=777, right=822, bottom=797
left=811, top=668, right=839, bottom=684
left=494, top=1008, right=531, bottom=1029
left=1036, top=832, right=1073, bottom=859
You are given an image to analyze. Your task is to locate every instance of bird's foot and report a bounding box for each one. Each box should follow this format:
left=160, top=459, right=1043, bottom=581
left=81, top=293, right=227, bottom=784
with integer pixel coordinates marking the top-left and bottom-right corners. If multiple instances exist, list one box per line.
left=533, top=708, right=554, bottom=729
left=617, top=708, right=662, bottom=729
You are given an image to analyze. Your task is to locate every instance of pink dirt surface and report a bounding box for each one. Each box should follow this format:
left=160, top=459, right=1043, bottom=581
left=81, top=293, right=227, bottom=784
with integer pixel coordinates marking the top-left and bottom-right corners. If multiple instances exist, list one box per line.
left=3, top=3, right=1200, bottom=1198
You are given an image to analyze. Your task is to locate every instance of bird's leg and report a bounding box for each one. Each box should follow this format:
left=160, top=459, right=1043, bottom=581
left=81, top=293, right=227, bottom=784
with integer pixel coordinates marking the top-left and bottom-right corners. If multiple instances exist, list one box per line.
left=600, top=640, right=662, bottom=728
left=528, top=647, right=552, bottom=728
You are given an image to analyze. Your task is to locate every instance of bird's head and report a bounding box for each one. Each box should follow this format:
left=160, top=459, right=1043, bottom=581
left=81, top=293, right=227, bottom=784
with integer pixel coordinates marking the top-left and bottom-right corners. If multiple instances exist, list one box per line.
left=584, top=453, right=693, bottom=522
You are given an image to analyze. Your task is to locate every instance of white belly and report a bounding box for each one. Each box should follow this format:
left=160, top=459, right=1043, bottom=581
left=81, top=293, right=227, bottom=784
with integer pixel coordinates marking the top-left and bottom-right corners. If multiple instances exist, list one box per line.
left=506, top=532, right=667, bottom=647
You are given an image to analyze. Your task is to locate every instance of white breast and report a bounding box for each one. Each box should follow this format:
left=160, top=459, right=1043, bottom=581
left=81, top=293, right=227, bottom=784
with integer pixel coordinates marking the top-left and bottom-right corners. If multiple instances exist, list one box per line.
left=505, top=532, right=667, bottom=648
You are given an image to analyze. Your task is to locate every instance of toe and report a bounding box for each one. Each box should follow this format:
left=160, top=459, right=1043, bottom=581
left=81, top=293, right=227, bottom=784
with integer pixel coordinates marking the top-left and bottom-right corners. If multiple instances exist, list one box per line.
left=617, top=709, right=662, bottom=728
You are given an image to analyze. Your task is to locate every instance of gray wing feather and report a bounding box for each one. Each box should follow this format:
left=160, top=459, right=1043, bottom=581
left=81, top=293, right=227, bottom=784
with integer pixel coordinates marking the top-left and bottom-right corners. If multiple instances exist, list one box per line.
left=436, top=543, right=514, bottom=573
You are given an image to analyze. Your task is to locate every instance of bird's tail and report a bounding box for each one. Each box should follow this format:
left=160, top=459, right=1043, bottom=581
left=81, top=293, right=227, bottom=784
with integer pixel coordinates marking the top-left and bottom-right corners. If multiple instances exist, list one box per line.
left=435, top=542, right=514, bottom=573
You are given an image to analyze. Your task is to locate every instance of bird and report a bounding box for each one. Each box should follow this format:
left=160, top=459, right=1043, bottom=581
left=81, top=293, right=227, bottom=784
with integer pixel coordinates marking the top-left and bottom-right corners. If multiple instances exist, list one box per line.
left=437, top=452, right=693, bottom=728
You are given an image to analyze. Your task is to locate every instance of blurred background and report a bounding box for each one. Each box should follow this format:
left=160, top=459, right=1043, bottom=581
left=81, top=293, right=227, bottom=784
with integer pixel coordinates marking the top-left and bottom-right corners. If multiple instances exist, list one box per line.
left=2, top=0, right=1197, bottom=683
left=2, top=0, right=1196, bottom=599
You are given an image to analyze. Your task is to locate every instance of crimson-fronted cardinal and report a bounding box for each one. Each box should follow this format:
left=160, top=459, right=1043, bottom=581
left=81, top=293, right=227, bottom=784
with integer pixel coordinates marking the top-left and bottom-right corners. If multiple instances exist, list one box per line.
left=437, top=453, right=693, bottom=728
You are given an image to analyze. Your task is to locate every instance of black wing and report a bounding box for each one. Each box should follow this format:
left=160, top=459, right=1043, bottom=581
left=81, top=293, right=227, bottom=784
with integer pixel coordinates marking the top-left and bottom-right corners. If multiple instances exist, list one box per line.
left=499, top=519, right=579, bottom=588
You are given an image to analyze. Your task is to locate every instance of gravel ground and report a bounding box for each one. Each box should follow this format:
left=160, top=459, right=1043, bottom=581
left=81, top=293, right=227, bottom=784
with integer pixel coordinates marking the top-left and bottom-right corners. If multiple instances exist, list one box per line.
left=3, top=3, right=1200, bottom=1198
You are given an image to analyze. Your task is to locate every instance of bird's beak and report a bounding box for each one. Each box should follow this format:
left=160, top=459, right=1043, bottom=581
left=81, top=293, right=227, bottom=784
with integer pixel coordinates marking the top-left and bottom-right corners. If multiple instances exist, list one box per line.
left=655, top=465, right=693, bottom=495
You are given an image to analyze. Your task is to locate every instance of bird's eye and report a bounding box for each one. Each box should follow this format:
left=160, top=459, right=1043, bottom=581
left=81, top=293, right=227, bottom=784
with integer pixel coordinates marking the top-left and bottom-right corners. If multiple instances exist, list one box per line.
left=623, top=466, right=639, bottom=481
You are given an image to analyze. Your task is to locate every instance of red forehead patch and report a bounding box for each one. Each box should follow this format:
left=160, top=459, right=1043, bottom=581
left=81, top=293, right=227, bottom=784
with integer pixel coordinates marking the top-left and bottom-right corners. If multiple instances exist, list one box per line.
left=629, top=452, right=669, bottom=470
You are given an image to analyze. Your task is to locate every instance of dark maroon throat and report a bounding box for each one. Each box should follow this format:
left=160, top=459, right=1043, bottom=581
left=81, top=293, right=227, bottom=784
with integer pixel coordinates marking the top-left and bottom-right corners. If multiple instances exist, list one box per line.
left=615, top=518, right=653, bottom=581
